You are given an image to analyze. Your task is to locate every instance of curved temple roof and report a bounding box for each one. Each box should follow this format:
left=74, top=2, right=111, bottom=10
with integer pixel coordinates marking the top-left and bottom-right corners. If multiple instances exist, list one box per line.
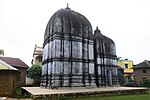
left=44, top=6, right=93, bottom=45
left=93, top=27, right=116, bottom=56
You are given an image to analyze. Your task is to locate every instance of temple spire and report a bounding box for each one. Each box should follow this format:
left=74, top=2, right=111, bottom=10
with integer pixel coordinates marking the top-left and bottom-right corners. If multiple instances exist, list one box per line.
left=94, top=26, right=101, bottom=34
left=65, top=3, right=70, bottom=10
left=67, top=3, right=69, bottom=8
left=96, top=26, right=99, bottom=31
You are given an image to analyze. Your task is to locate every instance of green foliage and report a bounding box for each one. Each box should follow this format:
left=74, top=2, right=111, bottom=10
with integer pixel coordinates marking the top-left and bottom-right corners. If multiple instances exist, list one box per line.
left=27, top=64, right=42, bottom=86
left=0, top=49, right=4, bottom=56
left=72, top=94, right=150, bottom=100
left=58, top=96, right=67, bottom=100
left=13, top=87, right=30, bottom=99
left=117, top=70, right=125, bottom=85
left=140, top=79, right=150, bottom=88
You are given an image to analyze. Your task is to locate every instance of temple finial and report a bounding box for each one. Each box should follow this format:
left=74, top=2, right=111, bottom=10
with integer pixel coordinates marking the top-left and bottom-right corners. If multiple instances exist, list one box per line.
left=67, top=3, right=69, bottom=8
left=96, top=26, right=99, bottom=30
left=65, top=3, right=70, bottom=10
left=94, top=26, right=101, bottom=34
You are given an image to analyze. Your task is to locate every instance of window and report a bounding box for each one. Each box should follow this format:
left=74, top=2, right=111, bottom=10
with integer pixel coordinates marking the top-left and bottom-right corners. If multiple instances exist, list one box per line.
left=36, top=56, right=42, bottom=62
left=143, top=69, right=147, bottom=73
left=125, top=64, right=128, bottom=69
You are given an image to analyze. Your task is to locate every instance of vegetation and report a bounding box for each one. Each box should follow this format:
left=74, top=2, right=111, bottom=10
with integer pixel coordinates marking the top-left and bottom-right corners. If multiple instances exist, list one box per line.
left=117, top=70, right=125, bottom=85
left=0, top=49, right=4, bottom=56
left=140, top=79, right=150, bottom=88
left=12, top=93, right=150, bottom=100
left=71, top=94, right=150, bottom=100
left=13, top=87, right=30, bottom=99
left=27, top=64, right=42, bottom=86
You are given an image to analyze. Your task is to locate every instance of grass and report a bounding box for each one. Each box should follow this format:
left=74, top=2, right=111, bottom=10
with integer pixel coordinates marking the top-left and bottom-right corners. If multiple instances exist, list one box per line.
left=67, top=90, right=150, bottom=100
left=71, top=94, right=150, bottom=100
left=12, top=87, right=31, bottom=99
left=13, top=93, right=150, bottom=100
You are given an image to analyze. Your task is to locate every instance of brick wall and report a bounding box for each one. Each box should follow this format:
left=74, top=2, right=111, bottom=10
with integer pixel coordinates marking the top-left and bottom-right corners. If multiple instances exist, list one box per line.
left=134, top=68, right=150, bottom=84
left=0, top=71, right=18, bottom=96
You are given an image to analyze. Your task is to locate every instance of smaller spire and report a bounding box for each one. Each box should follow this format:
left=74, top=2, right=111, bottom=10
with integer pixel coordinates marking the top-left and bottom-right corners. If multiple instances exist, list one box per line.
left=94, top=26, right=101, bottom=34
left=67, top=3, right=69, bottom=8
left=65, top=3, right=70, bottom=10
left=96, top=26, right=99, bottom=30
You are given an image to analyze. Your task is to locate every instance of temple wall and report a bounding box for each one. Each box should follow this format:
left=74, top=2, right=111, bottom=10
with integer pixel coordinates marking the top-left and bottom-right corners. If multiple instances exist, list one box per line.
left=41, top=8, right=118, bottom=88
left=41, top=35, right=95, bottom=88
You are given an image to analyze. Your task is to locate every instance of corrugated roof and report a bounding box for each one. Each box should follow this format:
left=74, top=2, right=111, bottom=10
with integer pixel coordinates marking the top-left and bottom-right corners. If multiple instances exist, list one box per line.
left=0, top=65, right=9, bottom=70
left=0, top=59, right=18, bottom=70
left=0, top=57, right=29, bottom=68
left=134, top=60, right=150, bottom=69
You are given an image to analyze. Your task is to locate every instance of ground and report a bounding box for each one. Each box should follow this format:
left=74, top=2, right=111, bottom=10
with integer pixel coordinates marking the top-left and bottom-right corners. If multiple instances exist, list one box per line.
left=22, top=87, right=148, bottom=100
left=1, top=97, right=32, bottom=100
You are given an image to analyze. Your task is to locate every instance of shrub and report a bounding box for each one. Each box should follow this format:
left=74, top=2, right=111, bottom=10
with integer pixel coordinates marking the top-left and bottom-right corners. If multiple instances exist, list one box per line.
left=140, top=79, right=150, bottom=88
left=27, top=64, right=42, bottom=86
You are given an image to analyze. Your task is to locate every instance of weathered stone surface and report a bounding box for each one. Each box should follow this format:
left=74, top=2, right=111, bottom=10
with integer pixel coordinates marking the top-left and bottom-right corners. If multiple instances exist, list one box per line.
left=93, top=27, right=118, bottom=87
left=41, top=7, right=117, bottom=88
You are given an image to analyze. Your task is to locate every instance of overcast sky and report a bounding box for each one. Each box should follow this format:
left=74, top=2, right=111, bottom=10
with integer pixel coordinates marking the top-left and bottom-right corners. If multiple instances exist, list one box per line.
left=0, top=0, right=150, bottom=66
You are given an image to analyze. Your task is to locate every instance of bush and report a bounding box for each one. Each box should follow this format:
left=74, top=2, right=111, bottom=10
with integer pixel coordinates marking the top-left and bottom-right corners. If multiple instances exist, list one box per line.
left=27, top=64, right=42, bottom=86
left=124, top=82, right=138, bottom=87
left=140, top=79, right=150, bottom=88
left=117, top=70, right=125, bottom=85
left=13, top=87, right=30, bottom=98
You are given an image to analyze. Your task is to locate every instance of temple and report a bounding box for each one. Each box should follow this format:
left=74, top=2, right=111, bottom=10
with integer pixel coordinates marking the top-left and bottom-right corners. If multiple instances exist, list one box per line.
left=40, top=6, right=118, bottom=88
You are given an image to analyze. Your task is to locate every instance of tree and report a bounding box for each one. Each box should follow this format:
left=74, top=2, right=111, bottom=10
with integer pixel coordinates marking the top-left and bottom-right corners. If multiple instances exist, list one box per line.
left=117, top=70, right=125, bottom=85
left=27, top=64, right=42, bottom=86
left=0, top=49, right=4, bottom=56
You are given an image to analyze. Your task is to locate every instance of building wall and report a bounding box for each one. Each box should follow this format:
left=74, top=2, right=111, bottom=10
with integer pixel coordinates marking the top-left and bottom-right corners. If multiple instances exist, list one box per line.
left=118, top=59, right=133, bottom=77
left=0, top=71, right=18, bottom=96
left=26, top=77, right=33, bottom=85
left=16, top=67, right=27, bottom=86
left=134, top=68, right=150, bottom=84
left=32, top=44, right=43, bottom=66
left=33, top=55, right=42, bottom=65
left=118, top=59, right=134, bottom=83
left=41, top=36, right=96, bottom=87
